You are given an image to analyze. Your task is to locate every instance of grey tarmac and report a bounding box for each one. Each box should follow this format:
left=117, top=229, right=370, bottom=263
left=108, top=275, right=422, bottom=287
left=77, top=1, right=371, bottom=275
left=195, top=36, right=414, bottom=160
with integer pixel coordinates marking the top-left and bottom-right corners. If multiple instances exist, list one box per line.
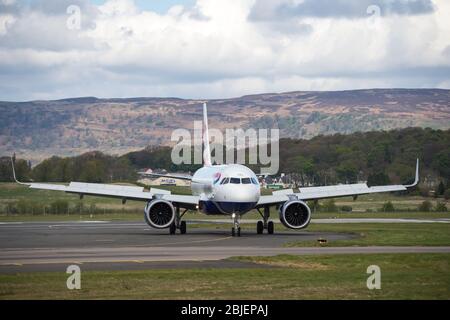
left=0, top=220, right=448, bottom=273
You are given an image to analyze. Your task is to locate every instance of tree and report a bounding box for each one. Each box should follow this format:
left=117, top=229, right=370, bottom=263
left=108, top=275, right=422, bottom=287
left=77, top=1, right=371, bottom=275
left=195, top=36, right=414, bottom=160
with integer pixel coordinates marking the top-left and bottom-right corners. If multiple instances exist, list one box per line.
left=322, top=199, right=337, bottom=212
left=0, top=157, right=32, bottom=182
left=367, top=172, right=390, bottom=187
left=381, top=201, right=395, bottom=212
left=418, top=200, right=432, bottom=212
left=444, top=189, right=450, bottom=200
left=340, top=205, right=353, bottom=212
left=336, top=162, right=358, bottom=183
left=435, top=202, right=447, bottom=212
left=436, top=181, right=445, bottom=196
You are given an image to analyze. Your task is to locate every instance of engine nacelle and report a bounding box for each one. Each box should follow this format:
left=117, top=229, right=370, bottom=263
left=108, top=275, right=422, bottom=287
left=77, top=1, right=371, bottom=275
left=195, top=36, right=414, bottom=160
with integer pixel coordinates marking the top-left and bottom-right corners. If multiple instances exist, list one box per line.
left=144, top=200, right=175, bottom=229
left=279, top=200, right=311, bottom=229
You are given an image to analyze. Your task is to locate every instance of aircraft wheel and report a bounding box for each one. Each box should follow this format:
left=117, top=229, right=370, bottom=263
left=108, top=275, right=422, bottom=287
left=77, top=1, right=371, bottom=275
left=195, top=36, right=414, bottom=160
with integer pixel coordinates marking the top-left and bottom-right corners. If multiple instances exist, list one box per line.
left=268, top=221, right=274, bottom=234
left=237, top=227, right=241, bottom=237
left=232, top=227, right=235, bottom=237
left=169, top=223, right=176, bottom=235
left=256, top=221, right=263, bottom=234
left=180, top=221, right=187, bottom=234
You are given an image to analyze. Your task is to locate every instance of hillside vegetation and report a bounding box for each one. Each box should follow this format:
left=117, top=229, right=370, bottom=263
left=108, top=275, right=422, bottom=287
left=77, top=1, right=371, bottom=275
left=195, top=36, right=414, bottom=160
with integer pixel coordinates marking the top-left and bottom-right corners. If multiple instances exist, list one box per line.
left=1, top=89, right=449, bottom=163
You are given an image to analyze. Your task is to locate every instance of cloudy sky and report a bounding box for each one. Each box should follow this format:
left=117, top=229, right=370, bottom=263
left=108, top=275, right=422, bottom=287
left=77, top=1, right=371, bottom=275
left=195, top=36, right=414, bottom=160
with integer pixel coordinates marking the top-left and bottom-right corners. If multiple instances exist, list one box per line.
left=0, top=0, right=449, bottom=101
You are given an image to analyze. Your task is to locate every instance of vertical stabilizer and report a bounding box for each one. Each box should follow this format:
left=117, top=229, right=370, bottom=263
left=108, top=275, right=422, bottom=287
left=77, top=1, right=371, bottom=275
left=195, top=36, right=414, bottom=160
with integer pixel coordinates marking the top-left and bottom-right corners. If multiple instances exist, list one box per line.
left=203, top=103, right=212, bottom=167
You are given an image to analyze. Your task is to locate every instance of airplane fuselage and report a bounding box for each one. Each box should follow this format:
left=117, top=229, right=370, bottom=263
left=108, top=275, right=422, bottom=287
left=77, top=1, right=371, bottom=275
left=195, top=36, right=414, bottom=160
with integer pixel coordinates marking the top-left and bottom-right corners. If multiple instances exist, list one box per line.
left=191, top=164, right=260, bottom=215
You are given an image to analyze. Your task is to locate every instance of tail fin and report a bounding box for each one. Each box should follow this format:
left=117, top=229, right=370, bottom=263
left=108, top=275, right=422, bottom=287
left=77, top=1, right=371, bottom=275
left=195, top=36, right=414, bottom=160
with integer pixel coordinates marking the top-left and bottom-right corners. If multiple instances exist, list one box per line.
left=202, top=103, right=212, bottom=167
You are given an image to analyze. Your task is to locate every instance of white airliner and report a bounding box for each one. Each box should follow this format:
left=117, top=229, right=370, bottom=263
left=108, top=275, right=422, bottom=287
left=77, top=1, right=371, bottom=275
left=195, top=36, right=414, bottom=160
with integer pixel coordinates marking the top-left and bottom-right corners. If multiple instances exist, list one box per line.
left=11, top=103, right=419, bottom=237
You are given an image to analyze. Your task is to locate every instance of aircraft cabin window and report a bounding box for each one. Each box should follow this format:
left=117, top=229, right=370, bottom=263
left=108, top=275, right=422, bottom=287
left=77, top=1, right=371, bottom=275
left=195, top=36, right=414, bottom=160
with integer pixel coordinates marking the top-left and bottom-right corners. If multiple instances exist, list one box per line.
left=251, top=178, right=258, bottom=185
left=230, top=178, right=241, bottom=184
left=221, top=178, right=229, bottom=184
left=241, top=178, right=251, bottom=184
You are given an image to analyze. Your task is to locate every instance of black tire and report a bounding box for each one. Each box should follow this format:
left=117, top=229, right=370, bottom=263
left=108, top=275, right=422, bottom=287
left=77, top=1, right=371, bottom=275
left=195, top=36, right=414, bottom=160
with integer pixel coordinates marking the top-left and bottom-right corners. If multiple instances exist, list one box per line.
left=232, top=227, right=235, bottom=237
left=169, top=223, right=176, bottom=235
left=268, top=221, right=274, bottom=234
left=180, top=221, right=186, bottom=234
left=237, top=227, right=241, bottom=237
left=257, top=221, right=263, bottom=234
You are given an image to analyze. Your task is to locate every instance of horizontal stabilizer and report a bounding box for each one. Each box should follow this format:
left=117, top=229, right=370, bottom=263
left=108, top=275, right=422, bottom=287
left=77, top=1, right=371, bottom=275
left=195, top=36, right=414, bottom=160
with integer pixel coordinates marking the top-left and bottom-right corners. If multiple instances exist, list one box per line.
left=139, top=172, right=192, bottom=181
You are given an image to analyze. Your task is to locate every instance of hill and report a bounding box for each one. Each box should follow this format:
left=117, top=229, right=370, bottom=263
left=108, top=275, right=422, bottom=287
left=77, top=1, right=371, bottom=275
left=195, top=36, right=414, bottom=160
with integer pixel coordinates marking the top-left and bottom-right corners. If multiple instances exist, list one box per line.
left=1, top=89, right=449, bottom=163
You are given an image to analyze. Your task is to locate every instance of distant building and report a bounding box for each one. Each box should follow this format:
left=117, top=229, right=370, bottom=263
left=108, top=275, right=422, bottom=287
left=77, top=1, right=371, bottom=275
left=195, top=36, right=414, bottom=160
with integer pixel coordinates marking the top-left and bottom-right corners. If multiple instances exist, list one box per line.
left=261, top=175, right=294, bottom=189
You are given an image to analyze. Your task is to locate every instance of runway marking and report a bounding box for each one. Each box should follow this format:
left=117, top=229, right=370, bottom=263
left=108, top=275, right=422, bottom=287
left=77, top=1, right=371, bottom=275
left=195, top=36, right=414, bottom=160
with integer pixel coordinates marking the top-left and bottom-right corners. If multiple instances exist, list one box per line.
left=76, top=221, right=110, bottom=223
left=134, top=236, right=233, bottom=247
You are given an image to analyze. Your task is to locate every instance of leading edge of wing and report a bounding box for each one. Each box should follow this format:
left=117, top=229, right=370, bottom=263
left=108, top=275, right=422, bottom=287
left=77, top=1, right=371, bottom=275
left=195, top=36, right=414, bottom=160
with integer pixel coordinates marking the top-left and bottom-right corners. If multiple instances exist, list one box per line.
left=30, top=182, right=154, bottom=201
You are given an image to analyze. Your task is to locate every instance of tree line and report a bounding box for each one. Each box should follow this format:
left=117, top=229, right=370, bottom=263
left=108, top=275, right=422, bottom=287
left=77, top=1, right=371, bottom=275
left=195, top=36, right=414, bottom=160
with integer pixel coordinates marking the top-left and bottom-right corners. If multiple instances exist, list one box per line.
left=1, top=127, right=449, bottom=195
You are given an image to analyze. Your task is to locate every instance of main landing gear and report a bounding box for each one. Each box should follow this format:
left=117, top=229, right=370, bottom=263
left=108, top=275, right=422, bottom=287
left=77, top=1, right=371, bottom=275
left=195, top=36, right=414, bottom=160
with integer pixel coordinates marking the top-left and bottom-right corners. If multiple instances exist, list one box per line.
left=256, top=206, right=274, bottom=235
left=170, top=206, right=187, bottom=235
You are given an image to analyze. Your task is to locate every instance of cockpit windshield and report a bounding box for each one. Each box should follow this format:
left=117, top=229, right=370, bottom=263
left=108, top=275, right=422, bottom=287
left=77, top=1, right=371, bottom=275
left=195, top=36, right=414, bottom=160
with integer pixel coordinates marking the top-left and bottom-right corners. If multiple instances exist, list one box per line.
left=220, top=177, right=258, bottom=185
left=229, top=178, right=240, bottom=184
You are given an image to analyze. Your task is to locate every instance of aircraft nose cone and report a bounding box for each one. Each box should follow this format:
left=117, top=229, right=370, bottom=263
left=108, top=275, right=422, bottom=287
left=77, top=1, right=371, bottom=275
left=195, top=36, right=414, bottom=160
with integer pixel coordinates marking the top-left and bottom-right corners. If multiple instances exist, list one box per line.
left=227, top=184, right=260, bottom=202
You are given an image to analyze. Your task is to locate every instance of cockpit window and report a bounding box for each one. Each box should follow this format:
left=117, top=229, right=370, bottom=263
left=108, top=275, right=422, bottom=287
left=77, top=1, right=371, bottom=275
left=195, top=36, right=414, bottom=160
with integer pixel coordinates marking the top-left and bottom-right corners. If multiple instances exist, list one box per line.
left=251, top=177, right=259, bottom=185
left=230, top=178, right=240, bottom=184
left=221, top=178, right=229, bottom=184
left=241, top=178, right=251, bottom=184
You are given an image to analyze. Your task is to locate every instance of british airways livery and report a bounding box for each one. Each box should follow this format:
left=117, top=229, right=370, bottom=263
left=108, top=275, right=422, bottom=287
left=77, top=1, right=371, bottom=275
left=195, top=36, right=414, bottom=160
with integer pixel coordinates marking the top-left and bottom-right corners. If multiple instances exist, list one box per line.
left=11, top=103, right=419, bottom=237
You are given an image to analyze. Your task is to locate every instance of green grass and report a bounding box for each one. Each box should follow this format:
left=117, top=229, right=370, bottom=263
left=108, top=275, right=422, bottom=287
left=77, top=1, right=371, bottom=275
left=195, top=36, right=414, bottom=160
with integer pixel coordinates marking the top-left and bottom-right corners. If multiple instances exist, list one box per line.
left=0, top=254, right=448, bottom=299
left=0, top=213, right=144, bottom=222
left=310, top=211, right=450, bottom=219
left=286, top=223, right=450, bottom=247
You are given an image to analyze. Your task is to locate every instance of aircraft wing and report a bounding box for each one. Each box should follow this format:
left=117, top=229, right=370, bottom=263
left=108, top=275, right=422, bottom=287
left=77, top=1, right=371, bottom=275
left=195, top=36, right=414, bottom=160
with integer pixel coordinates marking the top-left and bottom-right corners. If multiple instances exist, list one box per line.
left=257, top=159, right=419, bottom=207
left=28, top=182, right=154, bottom=201
left=11, top=159, right=199, bottom=208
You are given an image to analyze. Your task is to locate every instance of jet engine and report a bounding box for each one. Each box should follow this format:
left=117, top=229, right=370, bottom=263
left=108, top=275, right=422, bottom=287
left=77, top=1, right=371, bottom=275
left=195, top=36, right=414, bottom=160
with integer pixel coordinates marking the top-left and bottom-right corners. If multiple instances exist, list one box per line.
left=144, top=200, right=175, bottom=229
left=279, top=200, right=311, bottom=229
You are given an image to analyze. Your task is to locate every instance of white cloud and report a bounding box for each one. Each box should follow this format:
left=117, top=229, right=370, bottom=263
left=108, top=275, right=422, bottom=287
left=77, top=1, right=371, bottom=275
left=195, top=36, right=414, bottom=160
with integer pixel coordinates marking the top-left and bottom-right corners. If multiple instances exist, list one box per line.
left=0, top=0, right=449, bottom=101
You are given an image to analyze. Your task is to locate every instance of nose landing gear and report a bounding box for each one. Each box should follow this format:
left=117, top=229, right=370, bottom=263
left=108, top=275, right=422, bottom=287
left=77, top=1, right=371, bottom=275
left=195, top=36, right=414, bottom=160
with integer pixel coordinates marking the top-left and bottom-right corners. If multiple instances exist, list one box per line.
left=231, top=213, right=241, bottom=237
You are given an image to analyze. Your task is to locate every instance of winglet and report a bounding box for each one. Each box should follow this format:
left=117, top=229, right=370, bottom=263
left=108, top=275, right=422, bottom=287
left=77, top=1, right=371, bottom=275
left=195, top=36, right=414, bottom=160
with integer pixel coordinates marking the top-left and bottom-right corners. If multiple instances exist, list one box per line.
left=10, top=156, right=30, bottom=186
left=202, top=102, right=212, bottom=167
left=404, top=158, right=419, bottom=188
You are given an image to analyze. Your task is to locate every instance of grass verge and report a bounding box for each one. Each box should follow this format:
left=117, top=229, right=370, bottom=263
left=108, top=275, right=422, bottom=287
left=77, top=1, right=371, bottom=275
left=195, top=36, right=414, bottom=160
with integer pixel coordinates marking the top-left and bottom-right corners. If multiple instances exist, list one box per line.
left=0, top=253, right=448, bottom=299
left=286, top=223, right=450, bottom=247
